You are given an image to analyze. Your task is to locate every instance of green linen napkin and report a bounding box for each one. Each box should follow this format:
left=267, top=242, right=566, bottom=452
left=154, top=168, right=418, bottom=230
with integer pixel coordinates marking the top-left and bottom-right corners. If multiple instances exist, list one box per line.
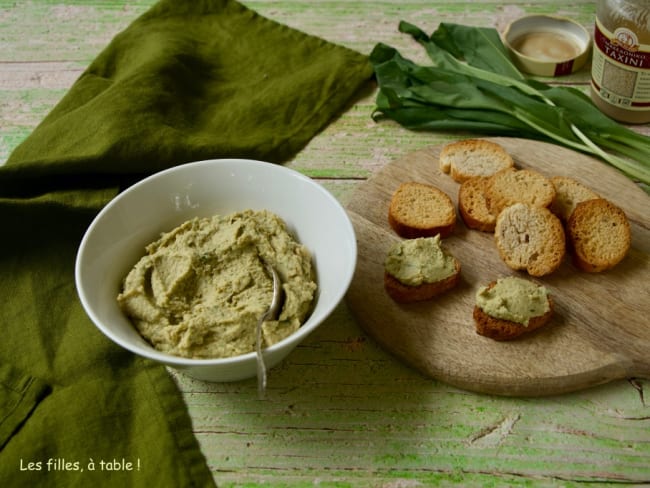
left=0, top=0, right=373, bottom=486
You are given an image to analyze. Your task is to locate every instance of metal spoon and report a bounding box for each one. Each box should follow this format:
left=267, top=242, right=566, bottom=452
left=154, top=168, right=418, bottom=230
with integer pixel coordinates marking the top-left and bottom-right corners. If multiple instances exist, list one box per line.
left=256, top=263, right=283, bottom=397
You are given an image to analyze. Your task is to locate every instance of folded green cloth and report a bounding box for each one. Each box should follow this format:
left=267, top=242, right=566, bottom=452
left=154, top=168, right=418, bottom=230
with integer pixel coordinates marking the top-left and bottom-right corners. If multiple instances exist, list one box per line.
left=1, top=0, right=372, bottom=204
left=0, top=0, right=372, bottom=486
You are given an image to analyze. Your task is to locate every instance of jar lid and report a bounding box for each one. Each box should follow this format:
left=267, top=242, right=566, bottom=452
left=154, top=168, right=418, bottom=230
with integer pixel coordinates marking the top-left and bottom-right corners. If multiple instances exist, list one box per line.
left=503, top=15, right=591, bottom=76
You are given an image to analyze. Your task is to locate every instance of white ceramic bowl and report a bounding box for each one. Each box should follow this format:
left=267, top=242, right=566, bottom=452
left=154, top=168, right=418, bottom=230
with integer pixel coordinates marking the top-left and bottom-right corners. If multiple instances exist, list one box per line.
left=75, top=159, right=357, bottom=382
left=503, top=14, right=591, bottom=77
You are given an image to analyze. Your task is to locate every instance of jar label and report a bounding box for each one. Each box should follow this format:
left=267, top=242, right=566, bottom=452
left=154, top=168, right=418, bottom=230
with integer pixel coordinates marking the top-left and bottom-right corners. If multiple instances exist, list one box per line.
left=592, top=18, right=650, bottom=111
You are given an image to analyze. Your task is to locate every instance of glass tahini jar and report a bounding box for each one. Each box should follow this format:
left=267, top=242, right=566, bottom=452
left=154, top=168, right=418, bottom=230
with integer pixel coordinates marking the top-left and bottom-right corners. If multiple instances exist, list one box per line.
left=591, top=0, right=650, bottom=123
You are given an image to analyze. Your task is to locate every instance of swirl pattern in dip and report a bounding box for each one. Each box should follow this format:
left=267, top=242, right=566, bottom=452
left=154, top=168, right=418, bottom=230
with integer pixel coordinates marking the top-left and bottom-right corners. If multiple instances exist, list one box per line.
left=117, top=209, right=316, bottom=359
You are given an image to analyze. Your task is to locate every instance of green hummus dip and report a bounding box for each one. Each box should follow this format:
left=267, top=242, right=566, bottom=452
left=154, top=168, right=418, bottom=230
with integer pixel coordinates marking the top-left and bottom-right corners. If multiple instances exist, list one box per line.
left=476, top=276, right=549, bottom=326
left=117, top=209, right=317, bottom=359
left=384, top=236, right=457, bottom=286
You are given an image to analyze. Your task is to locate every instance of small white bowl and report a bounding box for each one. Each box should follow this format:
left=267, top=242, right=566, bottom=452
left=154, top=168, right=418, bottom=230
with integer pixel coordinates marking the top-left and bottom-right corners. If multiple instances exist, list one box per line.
left=503, top=14, right=591, bottom=77
left=75, top=159, right=357, bottom=382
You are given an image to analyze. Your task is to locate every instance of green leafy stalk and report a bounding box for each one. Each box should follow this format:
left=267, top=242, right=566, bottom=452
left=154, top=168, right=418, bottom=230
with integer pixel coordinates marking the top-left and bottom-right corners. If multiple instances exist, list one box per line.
left=370, top=22, right=650, bottom=187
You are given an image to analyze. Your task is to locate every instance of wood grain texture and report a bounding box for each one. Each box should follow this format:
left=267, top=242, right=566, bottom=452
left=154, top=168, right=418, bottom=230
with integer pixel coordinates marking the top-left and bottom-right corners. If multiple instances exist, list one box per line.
left=171, top=311, right=650, bottom=486
left=346, top=138, right=650, bottom=396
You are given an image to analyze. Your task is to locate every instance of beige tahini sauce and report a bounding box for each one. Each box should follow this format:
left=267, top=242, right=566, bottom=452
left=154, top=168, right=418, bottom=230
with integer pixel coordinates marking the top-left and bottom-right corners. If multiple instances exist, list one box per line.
left=511, top=31, right=582, bottom=62
left=117, top=209, right=317, bottom=359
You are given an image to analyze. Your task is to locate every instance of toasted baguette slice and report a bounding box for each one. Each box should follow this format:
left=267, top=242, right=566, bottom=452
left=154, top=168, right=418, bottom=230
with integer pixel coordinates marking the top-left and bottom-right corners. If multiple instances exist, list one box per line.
left=474, top=278, right=553, bottom=341
left=550, top=176, right=600, bottom=221
left=384, top=259, right=461, bottom=303
left=458, top=176, right=496, bottom=232
left=388, top=182, right=456, bottom=239
left=473, top=299, right=554, bottom=341
left=439, top=139, right=514, bottom=182
left=486, top=168, right=556, bottom=215
left=566, top=198, right=631, bottom=272
left=494, top=203, right=566, bottom=276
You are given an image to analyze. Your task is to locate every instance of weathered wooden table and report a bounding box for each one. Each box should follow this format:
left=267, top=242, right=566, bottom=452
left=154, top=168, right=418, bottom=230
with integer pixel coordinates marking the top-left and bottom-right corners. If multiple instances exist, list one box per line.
left=2, top=1, right=649, bottom=486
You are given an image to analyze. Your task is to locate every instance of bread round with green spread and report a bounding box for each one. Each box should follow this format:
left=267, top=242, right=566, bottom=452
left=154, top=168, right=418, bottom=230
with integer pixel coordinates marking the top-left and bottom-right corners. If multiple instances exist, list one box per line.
left=473, top=278, right=554, bottom=341
left=473, top=299, right=554, bottom=341
left=383, top=236, right=461, bottom=303
left=384, top=260, right=461, bottom=303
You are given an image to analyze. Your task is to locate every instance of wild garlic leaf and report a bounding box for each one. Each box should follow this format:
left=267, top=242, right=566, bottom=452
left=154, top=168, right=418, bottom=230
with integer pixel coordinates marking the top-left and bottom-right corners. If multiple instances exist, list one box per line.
left=430, top=23, right=524, bottom=80
left=370, top=22, right=650, bottom=188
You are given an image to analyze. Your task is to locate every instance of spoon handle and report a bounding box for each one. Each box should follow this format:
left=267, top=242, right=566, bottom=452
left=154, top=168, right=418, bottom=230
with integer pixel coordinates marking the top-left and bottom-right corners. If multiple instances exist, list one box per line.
left=256, top=264, right=282, bottom=398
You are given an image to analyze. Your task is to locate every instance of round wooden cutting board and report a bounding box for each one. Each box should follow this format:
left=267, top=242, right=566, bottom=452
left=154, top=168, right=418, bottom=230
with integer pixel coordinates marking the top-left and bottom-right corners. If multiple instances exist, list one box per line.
left=345, top=137, right=650, bottom=396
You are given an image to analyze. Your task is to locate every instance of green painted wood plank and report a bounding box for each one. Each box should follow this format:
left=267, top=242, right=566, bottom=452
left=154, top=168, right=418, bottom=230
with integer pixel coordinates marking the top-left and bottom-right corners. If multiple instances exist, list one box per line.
left=170, top=304, right=650, bottom=484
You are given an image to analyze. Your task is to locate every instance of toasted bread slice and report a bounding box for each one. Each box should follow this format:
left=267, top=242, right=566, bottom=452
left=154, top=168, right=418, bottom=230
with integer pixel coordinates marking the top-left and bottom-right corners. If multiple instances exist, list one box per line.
left=388, top=182, right=456, bottom=239
left=385, top=259, right=461, bottom=303
left=473, top=278, right=554, bottom=341
left=458, top=176, right=496, bottom=232
left=550, top=176, right=600, bottom=221
left=384, top=236, right=461, bottom=303
left=439, top=139, right=514, bottom=182
left=566, top=198, right=631, bottom=272
left=494, top=203, right=566, bottom=276
left=486, top=168, right=556, bottom=215
left=473, top=300, right=554, bottom=341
